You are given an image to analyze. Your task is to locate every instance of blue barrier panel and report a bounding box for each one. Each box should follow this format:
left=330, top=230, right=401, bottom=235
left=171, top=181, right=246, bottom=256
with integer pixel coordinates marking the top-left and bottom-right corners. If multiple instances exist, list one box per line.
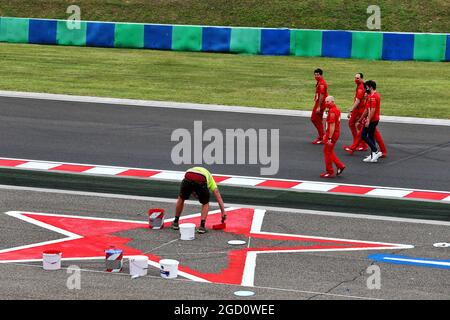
left=322, top=31, right=352, bottom=58
left=29, top=19, right=57, bottom=44
left=382, top=33, right=414, bottom=61
left=144, top=24, right=172, bottom=50
left=86, top=22, right=115, bottom=47
left=261, top=29, right=290, bottom=55
left=446, top=35, right=450, bottom=61
left=202, top=27, right=231, bottom=52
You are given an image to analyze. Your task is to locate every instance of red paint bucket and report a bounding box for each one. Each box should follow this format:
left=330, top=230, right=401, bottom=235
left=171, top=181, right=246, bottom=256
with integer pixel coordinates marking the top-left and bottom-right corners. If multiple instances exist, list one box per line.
left=105, top=248, right=123, bottom=272
left=148, top=208, right=165, bottom=229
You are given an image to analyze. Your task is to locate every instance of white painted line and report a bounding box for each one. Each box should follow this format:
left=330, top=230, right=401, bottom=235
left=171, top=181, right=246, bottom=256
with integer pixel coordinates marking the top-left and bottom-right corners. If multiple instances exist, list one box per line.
left=366, top=188, right=413, bottom=198
left=384, top=257, right=450, bottom=267
left=16, top=161, right=59, bottom=170
left=241, top=252, right=257, bottom=287
left=222, top=177, right=263, bottom=187
left=1, top=184, right=450, bottom=226
left=443, top=196, right=450, bottom=203
left=14, top=211, right=149, bottom=225
left=253, top=246, right=414, bottom=255
left=151, top=171, right=185, bottom=181
left=1, top=90, right=449, bottom=126
left=254, top=231, right=414, bottom=249
left=147, top=260, right=210, bottom=283
left=250, top=209, right=266, bottom=233
left=83, top=167, right=127, bottom=175
left=4, top=211, right=80, bottom=238
left=292, top=182, right=336, bottom=192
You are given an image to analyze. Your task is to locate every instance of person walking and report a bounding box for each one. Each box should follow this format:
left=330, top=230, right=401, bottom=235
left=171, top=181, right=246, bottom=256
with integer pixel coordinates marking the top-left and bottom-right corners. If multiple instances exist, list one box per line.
left=320, top=96, right=346, bottom=178
left=310, top=68, right=328, bottom=145
left=361, top=80, right=383, bottom=163
left=345, top=73, right=368, bottom=152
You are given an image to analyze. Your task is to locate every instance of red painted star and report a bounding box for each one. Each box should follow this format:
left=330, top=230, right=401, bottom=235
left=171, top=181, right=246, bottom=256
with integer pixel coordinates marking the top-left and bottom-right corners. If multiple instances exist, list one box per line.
left=0, top=209, right=413, bottom=286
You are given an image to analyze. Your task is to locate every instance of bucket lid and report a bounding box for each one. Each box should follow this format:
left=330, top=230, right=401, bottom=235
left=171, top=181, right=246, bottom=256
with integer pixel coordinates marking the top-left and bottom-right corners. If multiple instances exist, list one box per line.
left=130, top=255, right=149, bottom=261
left=159, top=259, right=179, bottom=265
left=148, top=208, right=165, bottom=215
left=105, top=248, right=123, bottom=254
left=43, top=250, right=61, bottom=255
left=179, top=223, right=196, bottom=228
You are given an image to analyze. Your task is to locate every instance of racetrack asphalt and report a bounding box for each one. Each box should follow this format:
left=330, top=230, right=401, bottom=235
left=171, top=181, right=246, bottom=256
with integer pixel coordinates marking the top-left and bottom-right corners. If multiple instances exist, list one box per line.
left=1, top=188, right=449, bottom=300
left=0, top=96, right=449, bottom=191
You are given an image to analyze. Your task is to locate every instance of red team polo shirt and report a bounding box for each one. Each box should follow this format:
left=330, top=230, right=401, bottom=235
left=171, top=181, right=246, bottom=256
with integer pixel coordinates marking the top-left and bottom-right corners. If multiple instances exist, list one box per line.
left=326, top=104, right=341, bottom=142
left=368, top=92, right=381, bottom=122
left=354, top=83, right=366, bottom=112
left=314, top=78, right=328, bottom=112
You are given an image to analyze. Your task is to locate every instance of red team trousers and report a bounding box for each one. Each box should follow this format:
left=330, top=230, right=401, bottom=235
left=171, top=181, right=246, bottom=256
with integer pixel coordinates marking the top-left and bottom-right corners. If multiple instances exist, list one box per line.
left=324, top=141, right=345, bottom=174
left=311, top=107, right=325, bottom=138
left=348, top=110, right=367, bottom=149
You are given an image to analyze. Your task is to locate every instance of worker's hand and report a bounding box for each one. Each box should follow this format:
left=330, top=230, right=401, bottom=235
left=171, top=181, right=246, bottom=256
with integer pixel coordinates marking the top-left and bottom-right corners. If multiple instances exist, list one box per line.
left=347, top=111, right=352, bottom=119
left=365, top=122, right=369, bottom=128
left=221, top=213, right=227, bottom=223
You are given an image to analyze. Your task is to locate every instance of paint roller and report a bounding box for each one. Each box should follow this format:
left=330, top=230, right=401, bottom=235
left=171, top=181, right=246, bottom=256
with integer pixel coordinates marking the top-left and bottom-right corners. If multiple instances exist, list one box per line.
left=212, top=214, right=227, bottom=230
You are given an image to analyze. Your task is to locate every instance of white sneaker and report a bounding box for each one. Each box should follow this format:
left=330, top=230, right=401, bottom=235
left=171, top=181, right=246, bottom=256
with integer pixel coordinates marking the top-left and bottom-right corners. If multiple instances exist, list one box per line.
left=373, top=151, right=383, bottom=160
left=369, top=152, right=379, bottom=163
left=363, top=154, right=372, bottom=162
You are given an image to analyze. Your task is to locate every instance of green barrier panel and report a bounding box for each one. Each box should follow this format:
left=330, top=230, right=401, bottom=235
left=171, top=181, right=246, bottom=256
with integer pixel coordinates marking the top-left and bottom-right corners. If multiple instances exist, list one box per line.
left=290, top=29, right=322, bottom=57
left=0, top=17, right=29, bottom=43
left=414, top=33, right=446, bottom=62
left=172, top=25, right=202, bottom=51
left=56, top=20, right=87, bottom=46
left=115, top=23, right=144, bottom=48
left=351, top=32, right=383, bottom=60
left=230, top=28, right=261, bottom=54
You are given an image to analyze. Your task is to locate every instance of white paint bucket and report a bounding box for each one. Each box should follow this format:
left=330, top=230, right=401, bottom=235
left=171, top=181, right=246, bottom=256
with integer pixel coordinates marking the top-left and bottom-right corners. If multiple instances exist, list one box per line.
left=42, top=250, right=62, bottom=271
left=159, top=259, right=179, bottom=279
left=179, top=223, right=195, bottom=240
left=129, top=256, right=149, bottom=277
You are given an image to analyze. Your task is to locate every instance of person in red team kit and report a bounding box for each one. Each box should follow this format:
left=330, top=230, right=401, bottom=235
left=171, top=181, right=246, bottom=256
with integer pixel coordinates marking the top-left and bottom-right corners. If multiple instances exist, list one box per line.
left=311, top=68, right=328, bottom=144
left=344, top=73, right=368, bottom=151
left=345, top=91, right=388, bottom=158
left=361, top=80, right=383, bottom=163
left=320, top=96, right=346, bottom=178
left=344, top=82, right=387, bottom=158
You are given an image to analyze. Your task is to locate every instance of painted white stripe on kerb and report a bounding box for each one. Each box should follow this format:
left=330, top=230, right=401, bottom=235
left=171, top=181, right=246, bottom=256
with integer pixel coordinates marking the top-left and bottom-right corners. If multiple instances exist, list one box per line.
left=152, top=171, right=185, bottom=181
left=292, top=182, right=336, bottom=192
left=442, top=196, right=450, bottom=203
left=83, top=167, right=127, bottom=175
left=365, top=189, right=413, bottom=198
left=16, top=161, right=59, bottom=170
left=222, top=177, right=263, bottom=187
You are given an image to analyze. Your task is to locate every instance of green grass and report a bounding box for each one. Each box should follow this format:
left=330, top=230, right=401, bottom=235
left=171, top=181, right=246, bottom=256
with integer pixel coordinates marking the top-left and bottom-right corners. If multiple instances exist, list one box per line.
left=0, top=0, right=449, bottom=33
left=0, top=43, right=449, bottom=119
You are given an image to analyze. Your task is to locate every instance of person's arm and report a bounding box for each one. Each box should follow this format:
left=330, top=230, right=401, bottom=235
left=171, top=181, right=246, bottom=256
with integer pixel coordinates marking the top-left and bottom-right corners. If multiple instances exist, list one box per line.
left=326, top=123, right=335, bottom=144
left=316, top=93, right=324, bottom=114
left=366, top=107, right=374, bottom=127
left=213, top=189, right=226, bottom=221
left=357, top=108, right=368, bottom=125
left=348, top=98, right=360, bottom=119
